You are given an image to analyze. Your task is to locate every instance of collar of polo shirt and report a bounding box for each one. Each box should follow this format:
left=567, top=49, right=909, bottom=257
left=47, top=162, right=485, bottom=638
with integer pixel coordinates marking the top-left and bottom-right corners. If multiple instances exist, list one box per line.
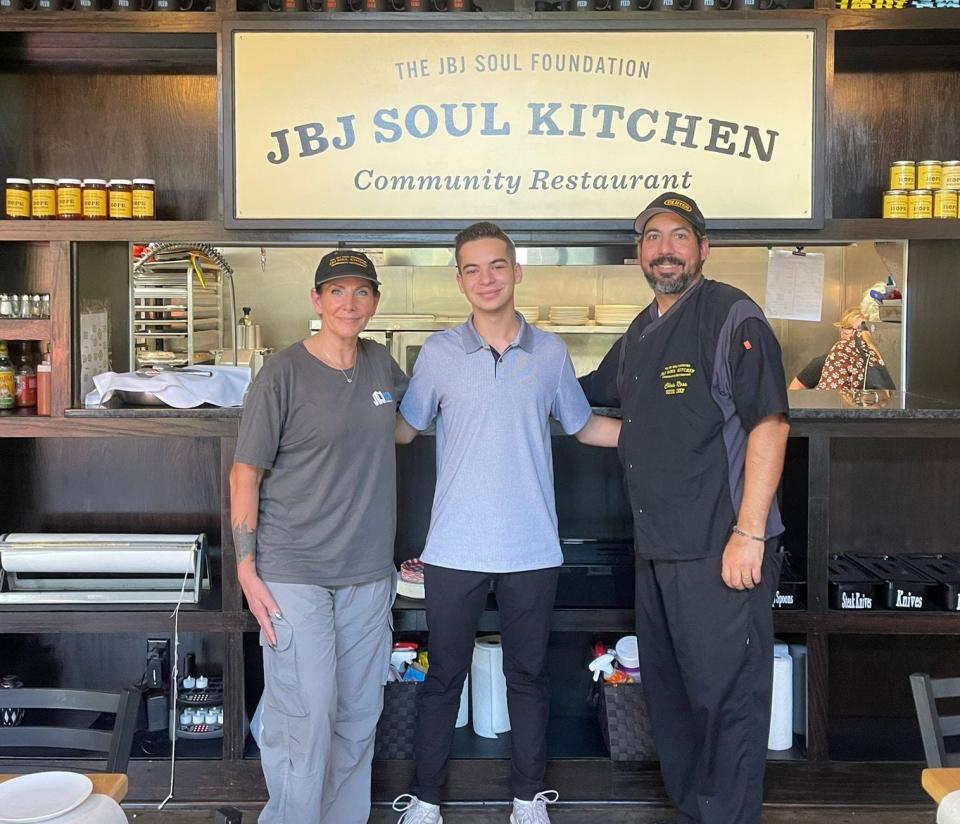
left=460, top=313, right=537, bottom=354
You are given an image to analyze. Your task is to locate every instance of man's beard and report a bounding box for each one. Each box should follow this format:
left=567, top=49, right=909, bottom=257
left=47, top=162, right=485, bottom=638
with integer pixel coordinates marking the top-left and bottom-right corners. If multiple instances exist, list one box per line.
left=642, top=256, right=703, bottom=295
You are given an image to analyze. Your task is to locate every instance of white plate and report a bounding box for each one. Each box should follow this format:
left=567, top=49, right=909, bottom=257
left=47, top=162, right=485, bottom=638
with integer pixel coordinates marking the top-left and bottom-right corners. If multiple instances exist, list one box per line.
left=0, top=772, right=93, bottom=823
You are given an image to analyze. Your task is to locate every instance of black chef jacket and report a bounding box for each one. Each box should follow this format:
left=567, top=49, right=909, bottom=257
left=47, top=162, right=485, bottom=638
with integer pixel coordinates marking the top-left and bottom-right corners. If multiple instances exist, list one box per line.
left=580, top=277, right=789, bottom=561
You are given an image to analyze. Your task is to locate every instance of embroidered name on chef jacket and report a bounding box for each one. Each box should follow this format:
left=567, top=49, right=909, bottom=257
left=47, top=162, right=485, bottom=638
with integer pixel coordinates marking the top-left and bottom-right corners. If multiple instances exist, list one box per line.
left=372, top=390, right=394, bottom=407
left=659, top=362, right=696, bottom=396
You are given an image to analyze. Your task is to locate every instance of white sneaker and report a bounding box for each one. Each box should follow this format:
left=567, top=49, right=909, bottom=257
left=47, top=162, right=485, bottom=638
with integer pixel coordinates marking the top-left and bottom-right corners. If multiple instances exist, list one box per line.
left=509, top=790, right=559, bottom=824
left=392, top=794, right=443, bottom=824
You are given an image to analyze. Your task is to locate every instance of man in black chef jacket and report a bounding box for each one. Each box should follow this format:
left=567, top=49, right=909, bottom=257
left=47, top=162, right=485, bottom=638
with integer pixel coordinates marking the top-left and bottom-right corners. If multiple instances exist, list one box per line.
left=580, top=193, right=790, bottom=824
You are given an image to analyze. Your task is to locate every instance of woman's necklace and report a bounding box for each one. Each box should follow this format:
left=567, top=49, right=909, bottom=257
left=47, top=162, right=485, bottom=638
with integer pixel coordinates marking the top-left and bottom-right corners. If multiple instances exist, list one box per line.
left=320, top=346, right=360, bottom=383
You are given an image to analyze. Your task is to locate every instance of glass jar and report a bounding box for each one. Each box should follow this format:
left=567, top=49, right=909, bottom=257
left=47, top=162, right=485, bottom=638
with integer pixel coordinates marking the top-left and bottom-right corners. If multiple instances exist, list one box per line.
left=132, top=178, right=156, bottom=220
left=18, top=294, right=31, bottom=319
left=40, top=293, right=50, bottom=319
left=56, top=178, right=83, bottom=220
left=30, top=179, right=57, bottom=220
left=5, top=178, right=31, bottom=220
left=0, top=294, right=11, bottom=319
left=108, top=179, right=133, bottom=219
left=82, top=179, right=108, bottom=220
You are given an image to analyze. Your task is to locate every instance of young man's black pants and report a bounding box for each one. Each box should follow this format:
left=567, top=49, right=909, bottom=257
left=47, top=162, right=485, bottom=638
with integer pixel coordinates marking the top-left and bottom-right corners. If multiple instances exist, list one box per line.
left=412, top=564, right=559, bottom=804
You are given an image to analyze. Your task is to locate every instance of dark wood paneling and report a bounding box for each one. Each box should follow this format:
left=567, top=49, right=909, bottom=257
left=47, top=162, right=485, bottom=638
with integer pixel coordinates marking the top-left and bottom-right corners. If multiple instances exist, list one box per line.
left=907, top=240, right=960, bottom=404
left=0, top=632, right=222, bottom=693
left=0, top=74, right=218, bottom=221
left=0, top=436, right=221, bottom=549
left=0, top=32, right=217, bottom=74
left=806, top=632, right=829, bottom=762
left=829, top=437, right=960, bottom=554
left=829, top=633, right=960, bottom=719
left=831, top=70, right=960, bottom=219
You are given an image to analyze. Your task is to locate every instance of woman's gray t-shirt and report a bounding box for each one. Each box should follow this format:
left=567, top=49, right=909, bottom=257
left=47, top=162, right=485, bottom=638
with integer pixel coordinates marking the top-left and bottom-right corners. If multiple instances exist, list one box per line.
left=234, top=338, right=407, bottom=587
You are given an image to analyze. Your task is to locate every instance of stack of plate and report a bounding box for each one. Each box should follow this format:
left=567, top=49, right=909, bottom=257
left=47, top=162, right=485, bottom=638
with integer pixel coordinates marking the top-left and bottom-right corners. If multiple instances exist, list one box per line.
left=548, top=305, right=590, bottom=326
left=516, top=305, right=540, bottom=324
left=595, top=305, right=643, bottom=326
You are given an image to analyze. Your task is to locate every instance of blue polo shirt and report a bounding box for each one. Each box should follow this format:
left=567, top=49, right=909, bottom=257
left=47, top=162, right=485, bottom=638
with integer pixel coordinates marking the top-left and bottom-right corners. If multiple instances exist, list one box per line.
left=399, top=314, right=593, bottom=573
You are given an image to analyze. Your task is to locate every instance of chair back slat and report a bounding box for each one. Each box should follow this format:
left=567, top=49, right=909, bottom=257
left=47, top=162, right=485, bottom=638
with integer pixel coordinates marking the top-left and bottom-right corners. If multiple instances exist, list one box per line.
left=931, top=678, right=960, bottom=699
left=0, top=685, right=140, bottom=773
left=939, top=716, right=960, bottom=738
left=0, top=689, right=121, bottom=713
left=0, top=726, right=114, bottom=752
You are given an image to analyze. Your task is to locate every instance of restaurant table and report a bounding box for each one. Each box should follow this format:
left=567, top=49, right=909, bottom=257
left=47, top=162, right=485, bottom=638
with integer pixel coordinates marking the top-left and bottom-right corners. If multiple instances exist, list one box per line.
left=923, top=768, right=960, bottom=803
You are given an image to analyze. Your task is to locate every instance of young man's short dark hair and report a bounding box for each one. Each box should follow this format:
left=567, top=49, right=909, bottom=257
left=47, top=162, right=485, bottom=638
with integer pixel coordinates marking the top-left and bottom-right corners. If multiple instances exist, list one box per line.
left=454, top=221, right=516, bottom=268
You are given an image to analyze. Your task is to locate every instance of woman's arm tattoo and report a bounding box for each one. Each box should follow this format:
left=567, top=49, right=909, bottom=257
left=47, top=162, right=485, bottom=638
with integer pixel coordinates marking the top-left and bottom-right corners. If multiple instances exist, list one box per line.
left=234, top=522, right=257, bottom=564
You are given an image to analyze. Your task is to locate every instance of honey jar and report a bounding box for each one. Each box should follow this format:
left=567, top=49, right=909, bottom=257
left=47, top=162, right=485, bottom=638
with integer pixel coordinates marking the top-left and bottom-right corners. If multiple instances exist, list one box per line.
left=56, top=178, right=82, bottom=220
left=30, top=178, right=57, bottom=220
left=5, top=178, right=31, bottom=220
left=82, top=179, right=108, bottom=220
left=908, top=189, right=933, bottom=219
left=108, top=179, right=133, bottom=219
left=917, top=161, right=942, bottom=191
left=888, top=161, right=915, bottom=191
left=882, top=190, right=908, bottom=219
left=132, top=178, right=156, bottom=220
left=934, top=188, right=958, bottom=219
left=942, top=161, right=960, bottom=190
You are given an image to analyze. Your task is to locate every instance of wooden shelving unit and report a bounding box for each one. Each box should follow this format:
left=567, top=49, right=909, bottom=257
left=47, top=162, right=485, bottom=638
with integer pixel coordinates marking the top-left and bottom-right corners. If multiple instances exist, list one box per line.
left=0, top=319, right=51, bottom=341
left=1, top=5, right=960, bottom=810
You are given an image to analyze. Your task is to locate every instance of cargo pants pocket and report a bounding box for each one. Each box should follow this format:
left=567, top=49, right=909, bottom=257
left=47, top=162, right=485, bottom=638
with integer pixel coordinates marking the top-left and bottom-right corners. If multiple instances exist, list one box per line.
left=260, top=617, right=308, bottom=718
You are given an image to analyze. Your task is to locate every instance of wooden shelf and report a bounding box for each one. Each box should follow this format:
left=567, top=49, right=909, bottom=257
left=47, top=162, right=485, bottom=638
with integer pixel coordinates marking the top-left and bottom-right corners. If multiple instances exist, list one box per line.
left=0, top=608, right=229, bottom=634
left=0, top=412, right=238, bottom=437
left=0, top=218, right=958, bottom=246
left=0, top=319, right=51, bottom=341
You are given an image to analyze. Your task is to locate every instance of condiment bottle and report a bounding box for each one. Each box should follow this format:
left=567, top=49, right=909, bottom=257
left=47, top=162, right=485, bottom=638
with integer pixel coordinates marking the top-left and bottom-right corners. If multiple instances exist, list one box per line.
left=36, top=355, right=51, bottom=417
left=108, top=179, right=133, bottom=219
left=18, top=294, right=30, bottom=319
left=14, top=353, right=36, bottom=408
left=0, top=342, right=15, bottom=411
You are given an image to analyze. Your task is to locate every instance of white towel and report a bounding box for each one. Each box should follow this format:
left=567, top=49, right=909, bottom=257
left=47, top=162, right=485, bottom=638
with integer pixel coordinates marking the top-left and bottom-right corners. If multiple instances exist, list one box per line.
left=85, top=366, right=250, bottom=409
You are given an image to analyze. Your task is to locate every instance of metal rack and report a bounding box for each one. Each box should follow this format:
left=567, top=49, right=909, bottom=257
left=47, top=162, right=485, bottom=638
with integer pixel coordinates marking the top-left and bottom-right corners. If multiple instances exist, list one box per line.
left=130, top=256, right=224, bottom=369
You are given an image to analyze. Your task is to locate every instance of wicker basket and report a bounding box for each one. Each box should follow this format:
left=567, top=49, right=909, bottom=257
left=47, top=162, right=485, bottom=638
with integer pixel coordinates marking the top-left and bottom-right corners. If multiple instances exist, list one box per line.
left=596, top=681, right=657, bottom=761
left=374, top=681, right=419, bottom=760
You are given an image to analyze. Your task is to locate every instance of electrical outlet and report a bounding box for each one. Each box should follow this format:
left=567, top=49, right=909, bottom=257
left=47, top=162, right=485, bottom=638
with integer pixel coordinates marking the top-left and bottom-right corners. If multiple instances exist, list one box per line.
left=146, top=638, right=170, bottom=689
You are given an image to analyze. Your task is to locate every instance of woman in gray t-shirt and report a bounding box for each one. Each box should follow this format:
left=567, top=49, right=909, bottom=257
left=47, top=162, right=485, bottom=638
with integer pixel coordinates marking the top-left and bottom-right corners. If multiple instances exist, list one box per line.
left=231, top=250, right=406, bottom=824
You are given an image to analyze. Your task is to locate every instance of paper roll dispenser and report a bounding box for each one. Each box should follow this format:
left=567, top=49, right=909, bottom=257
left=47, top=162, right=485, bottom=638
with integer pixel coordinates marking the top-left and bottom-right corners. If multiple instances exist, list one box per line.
left=0, top=533, right=210, bottom=604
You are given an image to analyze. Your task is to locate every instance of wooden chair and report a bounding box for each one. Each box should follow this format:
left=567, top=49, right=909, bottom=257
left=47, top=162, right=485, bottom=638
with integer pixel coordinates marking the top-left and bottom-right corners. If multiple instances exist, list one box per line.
left=910, top=672, right=960, bottom=806
left=910, top=672, right=960, bottom=769
left=0, top=685, right=140, bottom=773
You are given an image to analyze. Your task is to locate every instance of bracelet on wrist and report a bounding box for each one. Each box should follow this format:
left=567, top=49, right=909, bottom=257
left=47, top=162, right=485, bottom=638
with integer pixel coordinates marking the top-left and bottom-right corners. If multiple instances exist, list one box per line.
left=731, top=525, right=766, bottom=544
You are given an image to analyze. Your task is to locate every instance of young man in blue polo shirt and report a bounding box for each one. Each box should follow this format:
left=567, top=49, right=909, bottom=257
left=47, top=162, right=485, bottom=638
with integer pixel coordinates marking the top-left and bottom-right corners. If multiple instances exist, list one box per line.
left=392, top=222, right=620, bottom=824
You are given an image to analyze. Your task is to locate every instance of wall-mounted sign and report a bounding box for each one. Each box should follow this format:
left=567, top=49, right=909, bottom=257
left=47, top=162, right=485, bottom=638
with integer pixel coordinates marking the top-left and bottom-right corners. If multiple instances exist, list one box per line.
left=223, top=21, right=824, bottom=231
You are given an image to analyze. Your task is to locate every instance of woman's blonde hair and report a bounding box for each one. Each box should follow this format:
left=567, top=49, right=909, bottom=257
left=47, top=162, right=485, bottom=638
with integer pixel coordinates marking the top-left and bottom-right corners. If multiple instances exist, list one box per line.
left=834, top=307, right=882, bottom=360
left=833, top=308, right=865, bottom=330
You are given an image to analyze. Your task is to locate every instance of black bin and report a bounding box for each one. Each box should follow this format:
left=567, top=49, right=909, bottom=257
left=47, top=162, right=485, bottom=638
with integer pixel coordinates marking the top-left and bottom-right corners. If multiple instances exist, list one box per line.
left=847, top=553, right=940, bottom=611
left=828, top=553, right=885, bottom=610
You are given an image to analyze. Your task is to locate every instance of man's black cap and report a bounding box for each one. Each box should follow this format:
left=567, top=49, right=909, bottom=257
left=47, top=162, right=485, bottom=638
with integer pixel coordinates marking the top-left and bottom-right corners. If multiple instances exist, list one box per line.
left=634, top=193, right=706, bottom=236
left=314, top=249, right=380, bottom=290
